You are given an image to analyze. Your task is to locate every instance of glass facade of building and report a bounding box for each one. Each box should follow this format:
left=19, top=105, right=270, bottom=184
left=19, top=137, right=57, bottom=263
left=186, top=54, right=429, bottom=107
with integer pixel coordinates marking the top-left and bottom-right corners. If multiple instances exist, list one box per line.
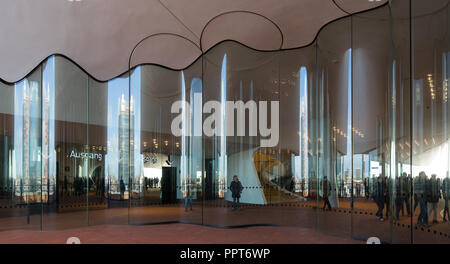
left=0, top=0, right=449, bottom=243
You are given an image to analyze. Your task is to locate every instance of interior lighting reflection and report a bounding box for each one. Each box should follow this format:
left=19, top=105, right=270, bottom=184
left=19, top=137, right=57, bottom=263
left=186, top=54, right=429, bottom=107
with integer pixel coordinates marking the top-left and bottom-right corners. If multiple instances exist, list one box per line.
left=411, top=141, right=450, bottom=179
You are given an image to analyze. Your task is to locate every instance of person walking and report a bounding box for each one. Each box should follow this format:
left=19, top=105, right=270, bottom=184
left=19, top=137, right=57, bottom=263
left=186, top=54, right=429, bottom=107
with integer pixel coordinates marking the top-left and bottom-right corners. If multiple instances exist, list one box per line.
left=230, top=175, right=243, bottom=211
left=415, top=172, right=428, bottom=227
left=413, top=175, right=420, bottom=212
left=395, top=173, right=411, bottom=220
left=364, top=178, right=369, bottom=199
left=383, top=176, right=390, bottom=220
left=373, top=175, right=387, bottom=221
left=395, top=174, right=404, bottom=220
left=442, top=173, right=450, bottom=222
left=184, top=178, right=193, bottom=212
left=97, top=176, right=104, bottom=200
left=405, top=174, right=412, bottom=217
left=321, top=176, right=332, bottom=211
left=119, top=179, right=126, bottom=201
left=427, top=174, right=440, bottom=224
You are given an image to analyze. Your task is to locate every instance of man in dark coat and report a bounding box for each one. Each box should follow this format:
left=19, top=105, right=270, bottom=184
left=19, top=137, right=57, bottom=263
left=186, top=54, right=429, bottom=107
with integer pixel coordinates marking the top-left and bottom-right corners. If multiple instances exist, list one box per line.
left=427, top=174, right=440, bottom=224
left=442, top=173, right=450, bottom=222
left=230, top=175, right=243, bottom=210
left=373, top=175, right=387, bottom=221
left=415, top=172, right=429, bottom=227
left=395, top=172, right=411, bottom=220
left=321, top=176, right=332, bottom=211
left=119, top=179, right=126, bottom=201
left=184, top=178, right=194, bottom=212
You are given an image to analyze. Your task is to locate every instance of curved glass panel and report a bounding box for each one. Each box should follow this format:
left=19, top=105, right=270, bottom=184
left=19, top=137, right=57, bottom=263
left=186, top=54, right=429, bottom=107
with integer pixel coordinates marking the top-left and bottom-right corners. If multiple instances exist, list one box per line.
left=0, top=65, right=42, bottom=231
left=411, top=0, right=450, bottom=244
left=202, top=42, right=284, bottom=227
left=87, top=72, right=129, bottom=226
left=351, top=5, right=406, bottom=243
left=128, top=41, right=204, bottom=225
left=315, top=15, right=352, bottom=238
left=42, top=56, right=88, bottom=230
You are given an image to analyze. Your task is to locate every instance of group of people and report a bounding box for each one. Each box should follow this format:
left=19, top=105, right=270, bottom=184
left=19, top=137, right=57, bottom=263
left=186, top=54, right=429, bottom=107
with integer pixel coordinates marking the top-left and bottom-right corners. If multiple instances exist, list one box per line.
left=143, top=177, right=160, bottom=191
left=413, top=172, right=450, bottom=227
left=372, top=172, right=450, bottom=227
left=184, top=175, right=243, bottom=212
left=72, top=176, right=87, bottom=196
left=319, top=173, right=450, bottom=228
left=62, top=175, right=87, bottom=196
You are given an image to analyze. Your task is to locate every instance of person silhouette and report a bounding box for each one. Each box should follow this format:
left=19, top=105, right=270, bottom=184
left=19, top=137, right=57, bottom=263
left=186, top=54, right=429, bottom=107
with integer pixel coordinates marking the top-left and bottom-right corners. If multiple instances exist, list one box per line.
left=230, top=175, right=243, bottom=211
left=184, top=178, right=193, bottom=212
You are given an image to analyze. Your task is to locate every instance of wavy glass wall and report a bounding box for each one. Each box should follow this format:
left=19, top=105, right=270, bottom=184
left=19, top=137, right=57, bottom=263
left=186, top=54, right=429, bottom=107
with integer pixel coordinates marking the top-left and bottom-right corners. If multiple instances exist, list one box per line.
left=0, top=0, right=448, bottom=243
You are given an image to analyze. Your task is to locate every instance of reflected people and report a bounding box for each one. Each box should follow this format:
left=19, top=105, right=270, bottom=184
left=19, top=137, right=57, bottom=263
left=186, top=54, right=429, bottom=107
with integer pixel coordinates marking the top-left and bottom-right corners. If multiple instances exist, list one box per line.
left=184, top=178, right=193, bottom=212
left=427, top=174, right=440, bottom=224
left=374, top=175, right=387, bottom=222
left=395, top=172, right=411, bottom=220
left=119, top=179, right=125, bottom=201
left=321, top=176, right=332, bottom=211
left=443, top=173, right=450, bottom=222
left=230, top=175, right=243, bottom=211
left=415, top=172, right=429, bottom=227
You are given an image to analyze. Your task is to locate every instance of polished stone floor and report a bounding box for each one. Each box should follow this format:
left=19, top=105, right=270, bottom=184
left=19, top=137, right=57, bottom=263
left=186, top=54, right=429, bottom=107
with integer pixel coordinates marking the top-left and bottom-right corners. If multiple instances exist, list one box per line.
left=0, top=198, right=448, bottom=244
left=0, top=224, right=363, bottom=244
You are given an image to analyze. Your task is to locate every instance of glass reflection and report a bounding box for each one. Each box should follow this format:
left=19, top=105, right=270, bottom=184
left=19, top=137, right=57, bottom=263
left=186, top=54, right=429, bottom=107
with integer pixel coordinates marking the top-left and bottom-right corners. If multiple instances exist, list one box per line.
left=42, top=56, right=57, bottom=204
left=296, top=67, right=308, bottom=196
left=0, top=0, right=447, bottom=243
left=105, top=69, right=144, bottom=201
left=219, top=54, right=227, bottom=199
left=14, top=77, right=42, bottom=203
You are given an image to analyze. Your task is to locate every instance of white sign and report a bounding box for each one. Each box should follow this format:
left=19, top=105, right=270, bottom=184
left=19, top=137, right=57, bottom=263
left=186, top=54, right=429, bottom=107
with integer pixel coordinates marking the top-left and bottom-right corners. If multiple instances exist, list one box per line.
left=143, top=156, right=157, bottom=164
left=70, top=150, right=102, bottom=161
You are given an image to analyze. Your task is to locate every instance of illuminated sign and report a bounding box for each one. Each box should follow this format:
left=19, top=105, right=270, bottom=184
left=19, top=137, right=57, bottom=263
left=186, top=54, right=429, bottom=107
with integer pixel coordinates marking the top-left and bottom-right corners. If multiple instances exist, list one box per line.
left=70, top=150, right=102, bottom=161
left=143, top=155, right=157, bottom=164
